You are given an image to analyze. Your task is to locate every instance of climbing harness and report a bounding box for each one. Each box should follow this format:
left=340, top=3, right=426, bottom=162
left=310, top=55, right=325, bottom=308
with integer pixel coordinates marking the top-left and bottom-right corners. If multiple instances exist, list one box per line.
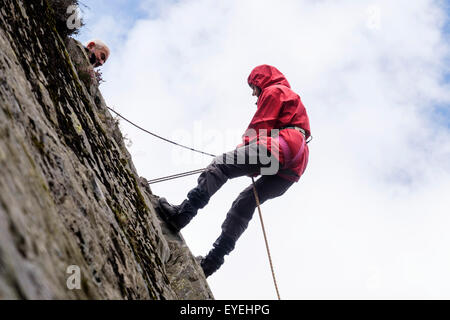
left=277, top=132, right=307, bottom=181
left=105, top=107, right=313, bottom=300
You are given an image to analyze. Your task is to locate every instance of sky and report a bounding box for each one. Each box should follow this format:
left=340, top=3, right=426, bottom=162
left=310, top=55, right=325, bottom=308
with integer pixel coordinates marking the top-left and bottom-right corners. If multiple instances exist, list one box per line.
left=76, top=0, right=450, bottom=299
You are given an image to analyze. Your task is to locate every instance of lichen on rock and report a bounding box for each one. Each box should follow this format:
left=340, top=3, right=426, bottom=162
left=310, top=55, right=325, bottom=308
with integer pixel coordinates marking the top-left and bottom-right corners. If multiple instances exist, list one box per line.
left=0, top=0, right=212, bottom=300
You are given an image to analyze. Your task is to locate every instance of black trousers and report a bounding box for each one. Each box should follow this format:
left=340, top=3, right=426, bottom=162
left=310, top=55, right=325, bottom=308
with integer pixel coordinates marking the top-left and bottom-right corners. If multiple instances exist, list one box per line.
left=187, top=143, right=294, bottom=246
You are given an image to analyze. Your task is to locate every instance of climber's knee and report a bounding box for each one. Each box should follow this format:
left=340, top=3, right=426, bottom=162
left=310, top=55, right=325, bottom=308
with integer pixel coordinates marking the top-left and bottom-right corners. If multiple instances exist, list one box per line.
left=221, top=204, right=255, bottom=242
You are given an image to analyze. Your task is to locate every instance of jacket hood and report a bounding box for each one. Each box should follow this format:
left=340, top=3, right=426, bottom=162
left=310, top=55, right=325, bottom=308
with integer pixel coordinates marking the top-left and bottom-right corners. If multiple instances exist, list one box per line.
left=247, top=65, right=291, bottom=90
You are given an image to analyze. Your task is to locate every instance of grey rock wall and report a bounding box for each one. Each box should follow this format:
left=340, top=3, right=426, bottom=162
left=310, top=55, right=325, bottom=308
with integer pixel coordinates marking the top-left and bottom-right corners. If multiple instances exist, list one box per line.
left=0, top=0, right=212, bottom=300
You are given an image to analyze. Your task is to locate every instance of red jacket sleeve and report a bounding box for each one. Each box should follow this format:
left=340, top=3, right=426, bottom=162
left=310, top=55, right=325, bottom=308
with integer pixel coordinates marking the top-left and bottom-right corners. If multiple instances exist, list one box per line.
left=239, top=88, right=283, bottom=147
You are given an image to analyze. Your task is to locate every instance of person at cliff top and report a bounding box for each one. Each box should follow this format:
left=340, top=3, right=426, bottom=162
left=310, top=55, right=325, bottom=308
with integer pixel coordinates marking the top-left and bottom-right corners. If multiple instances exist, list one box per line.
left=84, top=39, right=110, bottom=68
left=158, top=64, right=311, bottom=278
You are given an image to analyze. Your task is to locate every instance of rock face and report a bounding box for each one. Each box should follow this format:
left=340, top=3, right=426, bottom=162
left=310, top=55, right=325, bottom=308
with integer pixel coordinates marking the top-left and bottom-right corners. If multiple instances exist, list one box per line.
left=0, top=0, right=213, bottom=300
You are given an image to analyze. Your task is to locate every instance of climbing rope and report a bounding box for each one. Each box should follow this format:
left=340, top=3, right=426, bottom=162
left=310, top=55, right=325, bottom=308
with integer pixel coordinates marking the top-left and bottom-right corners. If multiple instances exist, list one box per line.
left=106, top=106, right=281, bottom=299
left=147, top=167, right=207, bottom=185
left=252, top=177, right=281, bottom=300
left=107, top=106, right=217, bottom=158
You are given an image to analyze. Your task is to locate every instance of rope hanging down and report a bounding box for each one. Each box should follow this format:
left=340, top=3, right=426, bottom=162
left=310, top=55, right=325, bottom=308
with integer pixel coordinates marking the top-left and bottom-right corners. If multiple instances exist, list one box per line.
left=107, top=107, right=281, bottom=299
left=252, top=177, right=281, bottom=300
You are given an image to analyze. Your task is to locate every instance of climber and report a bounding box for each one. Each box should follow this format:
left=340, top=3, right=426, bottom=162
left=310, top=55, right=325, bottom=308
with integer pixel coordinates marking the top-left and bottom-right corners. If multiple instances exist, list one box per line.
left=84, top=39, right=110, bottom=68
left=158, top=65, right=311, bottom=278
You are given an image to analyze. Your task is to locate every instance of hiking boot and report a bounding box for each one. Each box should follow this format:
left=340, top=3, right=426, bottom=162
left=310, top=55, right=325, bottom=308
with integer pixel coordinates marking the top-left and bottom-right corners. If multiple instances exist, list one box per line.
left=195, top=255, right=220, bottom=279
left=200, top=234, right=236, bottom=278
left=200, top=254, right=225, bottom=278
left=158, top=197, right=198, bottom=233
left=195, top=255, right=204, bottom=265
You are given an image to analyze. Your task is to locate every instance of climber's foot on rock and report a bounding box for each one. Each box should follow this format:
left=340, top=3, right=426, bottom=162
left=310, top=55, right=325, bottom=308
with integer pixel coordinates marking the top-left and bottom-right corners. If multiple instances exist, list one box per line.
left=195, top=255, right=204, bottom=265
left=158, top=197, right=181, bottom=233
left=200, top=254, right=224, bottom=278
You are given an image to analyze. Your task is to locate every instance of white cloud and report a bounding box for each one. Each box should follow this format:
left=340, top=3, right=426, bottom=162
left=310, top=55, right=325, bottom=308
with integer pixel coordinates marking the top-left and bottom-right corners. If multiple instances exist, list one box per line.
left=78, top=0, right=450, bottom=299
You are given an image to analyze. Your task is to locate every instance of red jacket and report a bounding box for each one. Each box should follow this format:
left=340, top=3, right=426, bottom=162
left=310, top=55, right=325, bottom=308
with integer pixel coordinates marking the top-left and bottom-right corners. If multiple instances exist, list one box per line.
left=240, top=65, right=311, bottom=182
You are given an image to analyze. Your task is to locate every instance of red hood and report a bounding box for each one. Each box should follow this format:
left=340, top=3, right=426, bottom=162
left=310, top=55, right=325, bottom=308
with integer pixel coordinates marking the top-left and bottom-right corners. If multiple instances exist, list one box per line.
left=247, top=65, right=291, bottom=90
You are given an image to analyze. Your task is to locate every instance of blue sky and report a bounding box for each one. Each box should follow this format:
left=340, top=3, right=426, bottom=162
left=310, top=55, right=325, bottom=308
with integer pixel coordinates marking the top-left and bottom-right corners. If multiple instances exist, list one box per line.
left=443, top=3, right=450, bottom=126
left=442, top=0, right=450, bottom=121
left=74, top=0, right=450, bottom=299
left=79, top=0, right=147, bottom=22
left=77, top=0, right=178, bottom=37
left=77, top=1, right=145, bottom=41
left=77, top=0, right=450, bottom=127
